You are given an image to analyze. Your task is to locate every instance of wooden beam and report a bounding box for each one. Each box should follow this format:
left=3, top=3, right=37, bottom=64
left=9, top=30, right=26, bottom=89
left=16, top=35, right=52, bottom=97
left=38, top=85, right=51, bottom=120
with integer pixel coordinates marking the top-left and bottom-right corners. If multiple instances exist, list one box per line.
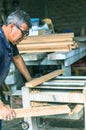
left=43, top=105, right=83, bottom=120
left=19, top=33, right=74, bottom=44
left=30, top=91, right=84, bottom=103
left=69, top=105, right=83, bottom=119
left=13, top=105, right=70, bottom=118
left=17, top=42, right=75, bottom=50
left=25, top=69, right=64, bottom=87
left=0, top=105, right=70, bottom=119
left=17, top=41, right=74, bottom=47
left=17, top=41, right=77, bottom=53
left=18, top=48, right=75, bottom=53
left=17, top=32, right=75, bottom=53
left=20, top=37, right=73, bottom=44
left=17, top=45, right=71, bottom=52
left=18, top=48, right=70, bottom=53
left=17, top=44, right=77, bottom=53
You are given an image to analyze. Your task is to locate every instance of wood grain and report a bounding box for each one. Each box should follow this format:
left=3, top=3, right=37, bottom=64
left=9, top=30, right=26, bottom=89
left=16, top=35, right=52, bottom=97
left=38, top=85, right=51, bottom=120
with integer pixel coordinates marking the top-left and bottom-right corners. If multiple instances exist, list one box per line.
left=13, top=105, right=71, bottom=118
left=25, top=69, right=64, bottom=87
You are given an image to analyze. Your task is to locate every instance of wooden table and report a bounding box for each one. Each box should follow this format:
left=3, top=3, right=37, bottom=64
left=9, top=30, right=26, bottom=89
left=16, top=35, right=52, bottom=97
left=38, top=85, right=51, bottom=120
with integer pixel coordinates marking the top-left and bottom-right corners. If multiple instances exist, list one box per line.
left=22, top=76, right=86, bottom=130
left=21, top=47, right=86, bottom=76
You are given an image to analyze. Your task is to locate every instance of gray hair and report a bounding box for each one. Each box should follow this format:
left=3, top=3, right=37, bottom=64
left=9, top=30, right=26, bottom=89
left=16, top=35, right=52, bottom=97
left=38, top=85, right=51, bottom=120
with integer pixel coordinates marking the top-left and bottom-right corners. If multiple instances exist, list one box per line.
left=5, top=10, right=32, bottom=28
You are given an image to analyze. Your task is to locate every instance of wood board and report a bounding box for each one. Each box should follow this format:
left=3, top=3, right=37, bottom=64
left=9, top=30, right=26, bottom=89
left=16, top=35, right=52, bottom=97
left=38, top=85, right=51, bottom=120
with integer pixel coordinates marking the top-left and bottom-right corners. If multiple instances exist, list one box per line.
left=14, top=105, right=70, bottom=118
left=25, top=69, right=64, bottom=87
left=0, top=105, right=70, bottom=119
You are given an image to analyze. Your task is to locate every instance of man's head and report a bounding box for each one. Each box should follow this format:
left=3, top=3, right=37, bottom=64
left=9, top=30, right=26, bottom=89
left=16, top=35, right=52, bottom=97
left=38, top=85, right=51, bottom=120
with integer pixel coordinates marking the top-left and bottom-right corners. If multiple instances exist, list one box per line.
left=4, top=10, right=32, bottom=44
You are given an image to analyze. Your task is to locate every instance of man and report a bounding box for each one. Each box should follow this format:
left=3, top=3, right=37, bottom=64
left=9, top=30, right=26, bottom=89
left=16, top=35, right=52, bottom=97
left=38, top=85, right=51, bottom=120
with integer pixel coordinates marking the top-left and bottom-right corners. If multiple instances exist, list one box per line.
left=0, top=10, right=32, bottom=128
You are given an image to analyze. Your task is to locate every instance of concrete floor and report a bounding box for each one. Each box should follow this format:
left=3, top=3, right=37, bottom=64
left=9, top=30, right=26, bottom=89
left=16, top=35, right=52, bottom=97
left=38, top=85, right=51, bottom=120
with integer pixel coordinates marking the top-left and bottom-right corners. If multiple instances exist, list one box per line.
left=2, top=118, right=84, bottom=130
left=2, top=118, right=23, bottom=130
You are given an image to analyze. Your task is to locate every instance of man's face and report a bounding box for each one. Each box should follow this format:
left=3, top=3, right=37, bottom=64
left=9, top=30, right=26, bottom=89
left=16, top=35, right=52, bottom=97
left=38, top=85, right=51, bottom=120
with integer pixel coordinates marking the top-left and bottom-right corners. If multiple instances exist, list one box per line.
left=8, top=23, right=29, bottom=45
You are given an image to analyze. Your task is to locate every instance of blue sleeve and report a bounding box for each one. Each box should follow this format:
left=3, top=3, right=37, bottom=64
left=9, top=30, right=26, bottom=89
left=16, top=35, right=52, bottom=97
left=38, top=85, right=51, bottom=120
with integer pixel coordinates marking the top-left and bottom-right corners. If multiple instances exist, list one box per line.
left=12, top=45, right=19, bottom=56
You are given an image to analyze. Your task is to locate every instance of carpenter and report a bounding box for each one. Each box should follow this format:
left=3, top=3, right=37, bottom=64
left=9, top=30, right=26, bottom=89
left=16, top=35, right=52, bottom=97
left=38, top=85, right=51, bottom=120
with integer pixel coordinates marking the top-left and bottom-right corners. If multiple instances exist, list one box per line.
left=0, top=10, right=32, bottom=129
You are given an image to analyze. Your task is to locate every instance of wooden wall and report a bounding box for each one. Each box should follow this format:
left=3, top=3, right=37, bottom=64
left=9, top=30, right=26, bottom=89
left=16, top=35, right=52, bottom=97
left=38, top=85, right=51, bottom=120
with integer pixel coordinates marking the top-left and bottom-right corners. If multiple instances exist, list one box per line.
left=1, top=0, right=86, bottom=36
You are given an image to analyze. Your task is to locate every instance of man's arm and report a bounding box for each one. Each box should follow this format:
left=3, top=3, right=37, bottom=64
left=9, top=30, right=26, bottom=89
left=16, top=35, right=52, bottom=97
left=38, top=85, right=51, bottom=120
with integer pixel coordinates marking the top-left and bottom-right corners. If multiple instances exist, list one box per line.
left=12, top=54, right=32, bottom=82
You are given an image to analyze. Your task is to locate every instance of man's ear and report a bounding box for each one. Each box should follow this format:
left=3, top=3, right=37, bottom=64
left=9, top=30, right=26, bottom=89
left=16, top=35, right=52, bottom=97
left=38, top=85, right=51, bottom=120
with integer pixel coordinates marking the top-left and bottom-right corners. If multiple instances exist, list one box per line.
left=8, top=24, right=15, bottom=32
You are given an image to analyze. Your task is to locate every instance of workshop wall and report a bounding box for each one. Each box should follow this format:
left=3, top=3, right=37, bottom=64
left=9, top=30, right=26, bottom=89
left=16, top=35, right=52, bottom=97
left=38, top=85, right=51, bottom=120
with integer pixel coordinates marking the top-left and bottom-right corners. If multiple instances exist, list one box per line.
left=0, top=0, right=86, bottom=35
left=46, top=0, right=86, bottom=36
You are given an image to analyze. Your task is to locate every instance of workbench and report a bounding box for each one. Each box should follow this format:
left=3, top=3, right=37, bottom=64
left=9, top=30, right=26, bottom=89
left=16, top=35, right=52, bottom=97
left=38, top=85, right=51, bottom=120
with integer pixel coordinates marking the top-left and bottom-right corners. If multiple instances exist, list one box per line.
left=5, top=34, right=86, bottom=130
left=4, top=68, right=86, bottom=130
left=22, top=76, right=86, bottom=130
left=21, top=47, right=86, bottom=76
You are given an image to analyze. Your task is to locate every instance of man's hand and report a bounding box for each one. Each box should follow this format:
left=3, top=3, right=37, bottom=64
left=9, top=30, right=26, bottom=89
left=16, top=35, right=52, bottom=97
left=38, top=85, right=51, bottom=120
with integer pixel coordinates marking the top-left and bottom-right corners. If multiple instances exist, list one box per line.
left=0, top=101, right=16, bottom=120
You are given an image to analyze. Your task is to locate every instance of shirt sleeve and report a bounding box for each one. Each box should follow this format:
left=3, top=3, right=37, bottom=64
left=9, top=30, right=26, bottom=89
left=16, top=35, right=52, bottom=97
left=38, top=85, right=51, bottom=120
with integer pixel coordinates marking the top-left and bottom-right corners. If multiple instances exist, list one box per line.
left=12, top=45, right=19, bottom=56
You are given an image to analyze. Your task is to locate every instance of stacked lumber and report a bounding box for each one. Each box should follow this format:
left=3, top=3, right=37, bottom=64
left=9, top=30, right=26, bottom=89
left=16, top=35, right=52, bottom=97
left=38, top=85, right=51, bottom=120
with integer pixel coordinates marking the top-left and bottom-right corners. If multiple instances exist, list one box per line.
left=17, top=33, right=77, bottom=53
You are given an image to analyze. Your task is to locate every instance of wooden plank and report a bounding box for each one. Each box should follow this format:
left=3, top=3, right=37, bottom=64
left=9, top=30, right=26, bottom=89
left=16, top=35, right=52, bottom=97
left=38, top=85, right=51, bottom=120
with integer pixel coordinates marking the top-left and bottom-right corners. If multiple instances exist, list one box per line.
left=25, top=69, right=64, bottom=87
left=17, top=41, right=77, bottom=53
left=17, top=47, right=72, bottom=52
left=31, top=103, right=83, bottom=120
left=17, top=44, right=72, bottom=50
left=20, top=38, right=73, bottom=44
left=69, top=105, right=83, bottom=119
left=44, top=105, right=83, bottom=120
left=17, top=32, right=75, bottom=53
left=18, top=48, right=70, bottom=53
left=30, top=91, right=84, bottom=103
left=0, top=105, right=71, bottom=119
left=19, top=33, right=74, bottom=44
left=14, top=105, right=71, bottom=118
left=17, top=41, right=75, bottom=48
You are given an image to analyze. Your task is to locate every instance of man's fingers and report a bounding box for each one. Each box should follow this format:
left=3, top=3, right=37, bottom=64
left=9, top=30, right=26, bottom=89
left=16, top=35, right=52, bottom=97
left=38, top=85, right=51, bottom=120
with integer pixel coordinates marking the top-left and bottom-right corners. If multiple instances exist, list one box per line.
left=0, top=105, right=16, bottom=120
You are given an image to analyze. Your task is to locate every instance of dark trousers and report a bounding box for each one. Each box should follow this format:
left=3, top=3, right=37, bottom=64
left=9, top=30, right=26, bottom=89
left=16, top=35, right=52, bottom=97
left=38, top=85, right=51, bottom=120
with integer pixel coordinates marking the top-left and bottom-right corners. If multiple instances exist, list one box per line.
left=0, top=120, right=2, bottom=130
